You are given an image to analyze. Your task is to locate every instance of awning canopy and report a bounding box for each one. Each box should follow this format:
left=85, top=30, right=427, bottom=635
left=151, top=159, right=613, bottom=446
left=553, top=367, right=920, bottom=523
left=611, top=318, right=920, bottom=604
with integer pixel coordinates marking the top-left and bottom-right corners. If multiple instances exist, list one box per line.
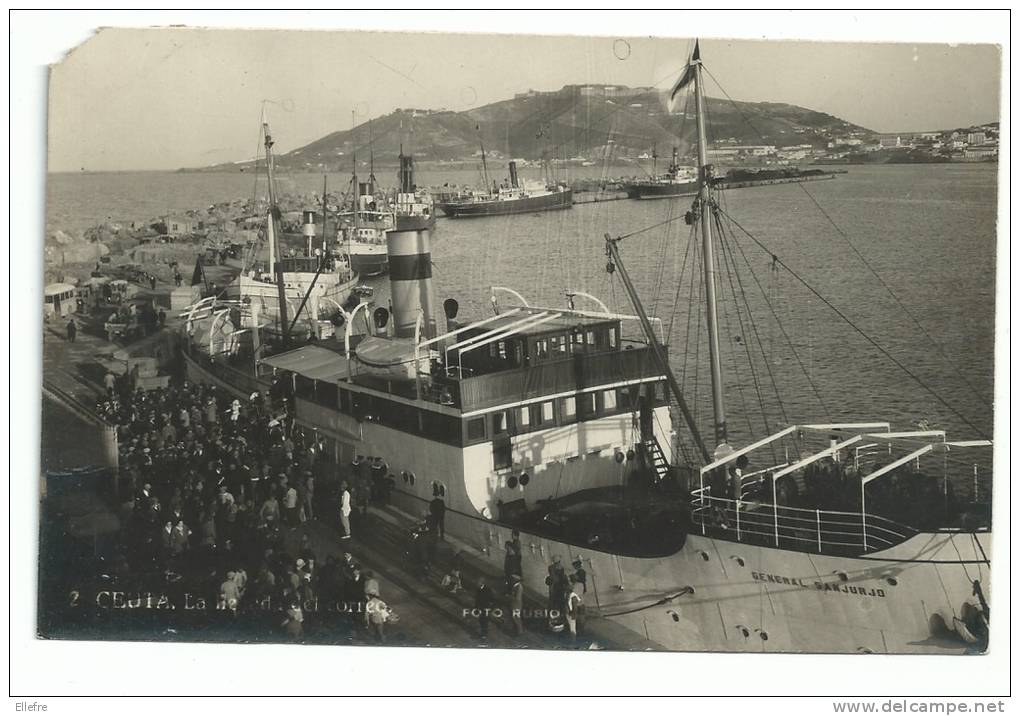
left=260, top=345, right=351, bottom=382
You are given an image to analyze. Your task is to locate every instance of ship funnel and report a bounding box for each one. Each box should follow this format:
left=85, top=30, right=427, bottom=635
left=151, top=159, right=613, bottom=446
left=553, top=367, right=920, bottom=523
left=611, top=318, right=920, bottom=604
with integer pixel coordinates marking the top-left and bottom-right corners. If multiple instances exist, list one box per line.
left=508, top=161, right=519, bottom=188
left=672, top=146, right=679, bottom=165
left=302, top=210, right=317, bottom=254
left=398, top=151, right=416, bottom=194
left=386, top=215, right=437, bottom=340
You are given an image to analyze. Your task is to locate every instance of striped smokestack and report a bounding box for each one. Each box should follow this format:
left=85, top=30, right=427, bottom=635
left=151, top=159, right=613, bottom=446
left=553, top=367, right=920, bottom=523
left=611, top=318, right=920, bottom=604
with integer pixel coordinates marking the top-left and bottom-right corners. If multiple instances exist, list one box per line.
left=302, top=210, right=317, bottom=237
left=386, top=215, right=436, bottom=340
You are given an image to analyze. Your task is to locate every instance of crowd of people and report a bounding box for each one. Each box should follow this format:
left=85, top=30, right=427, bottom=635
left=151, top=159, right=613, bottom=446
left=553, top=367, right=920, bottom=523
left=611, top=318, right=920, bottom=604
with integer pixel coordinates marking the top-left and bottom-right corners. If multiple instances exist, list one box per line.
left=91, top=376, right=391, bottom=641
left=78, top=373, right=594, bottom=644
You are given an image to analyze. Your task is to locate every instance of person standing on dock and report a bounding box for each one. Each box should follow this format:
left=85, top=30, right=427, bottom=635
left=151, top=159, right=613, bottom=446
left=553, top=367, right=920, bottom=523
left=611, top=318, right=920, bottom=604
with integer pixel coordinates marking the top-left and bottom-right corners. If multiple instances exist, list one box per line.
left=339, top=480, right=352, bottom=540
left=429, top=494, right=446, bottom=540
left=66, top=318, right=76, bottom=342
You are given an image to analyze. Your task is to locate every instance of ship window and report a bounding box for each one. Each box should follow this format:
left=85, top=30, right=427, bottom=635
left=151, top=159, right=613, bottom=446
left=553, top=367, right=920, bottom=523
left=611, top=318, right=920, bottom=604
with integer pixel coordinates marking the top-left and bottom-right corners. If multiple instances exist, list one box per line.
left=579, top=392, right=596, bottom=416
left=541, top=401, right=554, bottom=423
left=492, top=411, right=509, bottom=434
left=560, top=397, right=576, bottom=421
left=517, top=407, right=530, bottom=428
left=467, top=418, right=486, bottom=441
left=534, top=338, right=549, bottom=359
left=608, top=328, right=618, bottom=349
left=586, top=330, right=596, bottom=346
left=618, top=387, right=636, bottom=408
left=602, top=390, right=617, bottom=411
left=493, top=436, right=513, bottom=471
left=530, top=401, right=553, bottom=426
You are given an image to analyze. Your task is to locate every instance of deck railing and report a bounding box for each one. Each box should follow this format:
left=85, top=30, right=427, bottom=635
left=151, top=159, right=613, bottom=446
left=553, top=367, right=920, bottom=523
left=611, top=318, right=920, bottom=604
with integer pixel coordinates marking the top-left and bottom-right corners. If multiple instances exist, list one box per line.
left=690, top=488, right=917, bottom=555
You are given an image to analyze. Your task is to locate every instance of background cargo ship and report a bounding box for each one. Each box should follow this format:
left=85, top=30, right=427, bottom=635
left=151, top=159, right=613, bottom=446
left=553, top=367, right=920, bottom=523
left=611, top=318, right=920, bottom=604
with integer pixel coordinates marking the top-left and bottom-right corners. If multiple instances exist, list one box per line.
left=624, top=147, right=699, bottom=200
left=438, top=160, right=572, bottom=218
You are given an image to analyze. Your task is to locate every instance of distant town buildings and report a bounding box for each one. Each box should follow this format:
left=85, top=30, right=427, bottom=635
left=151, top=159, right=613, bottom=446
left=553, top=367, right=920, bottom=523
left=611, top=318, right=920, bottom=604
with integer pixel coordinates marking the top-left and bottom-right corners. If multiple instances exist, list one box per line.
left=164, top=216, right=197, bottom=237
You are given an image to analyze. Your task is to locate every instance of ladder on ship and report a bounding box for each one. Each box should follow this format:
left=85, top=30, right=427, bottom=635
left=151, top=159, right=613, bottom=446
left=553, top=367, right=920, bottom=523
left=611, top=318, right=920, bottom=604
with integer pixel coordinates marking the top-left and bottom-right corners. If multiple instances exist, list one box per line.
left=643, top=436, right=671, bottom=483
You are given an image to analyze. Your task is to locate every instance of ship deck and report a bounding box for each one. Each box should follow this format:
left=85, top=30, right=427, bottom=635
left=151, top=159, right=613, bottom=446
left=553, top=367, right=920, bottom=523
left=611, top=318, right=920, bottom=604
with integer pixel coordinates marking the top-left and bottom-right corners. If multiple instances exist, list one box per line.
left=498, top=485, right=691, bottom=559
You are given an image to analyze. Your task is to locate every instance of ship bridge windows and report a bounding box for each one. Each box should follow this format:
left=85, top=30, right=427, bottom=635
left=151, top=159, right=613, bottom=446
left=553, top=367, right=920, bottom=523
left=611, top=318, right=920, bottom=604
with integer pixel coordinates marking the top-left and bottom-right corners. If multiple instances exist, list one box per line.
left=601, top=390, right=617, bottom=411
left=534, top=338, right=550, bottom=359
left=492, top=410, right=509, bottom=435
left=516, top=406, right=530, bottom=429
left=560, top=396, right=577, bottom=422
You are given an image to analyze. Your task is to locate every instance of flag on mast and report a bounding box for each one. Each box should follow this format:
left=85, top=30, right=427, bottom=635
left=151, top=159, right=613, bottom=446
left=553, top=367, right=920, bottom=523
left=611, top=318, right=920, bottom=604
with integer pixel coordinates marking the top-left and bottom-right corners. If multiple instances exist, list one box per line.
left=668, top=40, right=701, bottom=111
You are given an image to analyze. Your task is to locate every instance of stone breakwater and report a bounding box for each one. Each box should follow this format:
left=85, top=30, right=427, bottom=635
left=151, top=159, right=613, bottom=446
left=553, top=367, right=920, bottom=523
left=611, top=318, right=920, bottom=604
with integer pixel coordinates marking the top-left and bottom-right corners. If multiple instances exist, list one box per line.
left=43, top=190, right=330, bottom=286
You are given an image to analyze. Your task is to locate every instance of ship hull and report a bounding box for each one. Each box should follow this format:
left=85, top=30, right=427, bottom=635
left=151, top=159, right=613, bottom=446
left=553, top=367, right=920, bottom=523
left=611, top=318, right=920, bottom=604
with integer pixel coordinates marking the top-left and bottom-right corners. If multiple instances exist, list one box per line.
left=625, top=181, right=699, bottom=200
left=438, top=190, right=573, bottom=218
left=180, top=349, right=991, bottom=655
left=401, top=491, right=990, bottom=654
left=349, top=250, right=388, bottom=277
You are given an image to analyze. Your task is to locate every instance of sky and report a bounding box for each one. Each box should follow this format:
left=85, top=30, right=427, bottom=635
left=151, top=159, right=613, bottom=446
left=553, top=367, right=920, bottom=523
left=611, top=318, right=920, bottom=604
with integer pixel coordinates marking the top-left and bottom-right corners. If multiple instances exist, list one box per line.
left=47, top=24, right=1001, bottom=172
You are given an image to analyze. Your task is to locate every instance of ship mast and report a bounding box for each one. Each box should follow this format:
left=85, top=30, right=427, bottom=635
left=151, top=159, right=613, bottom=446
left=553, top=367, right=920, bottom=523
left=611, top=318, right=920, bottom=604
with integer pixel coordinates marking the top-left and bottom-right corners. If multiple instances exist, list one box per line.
left=263, top=118, right=290, bottom=347
left=692, top=41, right=728, bottom=451
left=479, top=135, right=491, bottom=196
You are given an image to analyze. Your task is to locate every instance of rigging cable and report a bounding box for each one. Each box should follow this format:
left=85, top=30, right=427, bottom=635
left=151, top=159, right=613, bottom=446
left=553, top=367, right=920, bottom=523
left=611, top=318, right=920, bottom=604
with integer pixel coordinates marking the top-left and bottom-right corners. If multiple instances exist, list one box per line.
left=701, top=64, right=990, bottom=408
left=713, top=211, right=780, bottom=443
left=718, top=206, right=989, bottom=440
left=712, top=222, right=758, bottom=441
left=717, top=195, right=833, bottom=418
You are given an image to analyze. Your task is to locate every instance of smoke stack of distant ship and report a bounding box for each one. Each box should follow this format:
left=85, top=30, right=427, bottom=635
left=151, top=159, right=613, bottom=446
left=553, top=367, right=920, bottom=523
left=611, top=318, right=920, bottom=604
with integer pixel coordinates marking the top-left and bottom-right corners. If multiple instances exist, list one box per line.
left=302, top=210, right=317, bottom=255
left=398, top=149, right=415, bottom=194
left=387, top=213, right=436, bottom=340
left=508, top=160, right=519, bottom=188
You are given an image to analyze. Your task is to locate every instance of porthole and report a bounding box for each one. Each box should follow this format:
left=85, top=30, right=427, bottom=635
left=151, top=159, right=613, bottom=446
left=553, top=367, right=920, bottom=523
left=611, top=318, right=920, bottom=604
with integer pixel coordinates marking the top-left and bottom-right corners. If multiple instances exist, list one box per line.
left=737, top=626, right=750, bottom=638
left=401, top=471, right=409, bottom=484
left=835, top=570, right=849, bottom=582
left=885, top=576, right=898, bottom=587
left=731, top=556, right=745, bottom=567
left=626, top=449, right=636, bottom=462
left=614, top=451, right=625, bottom=464
left=671, top=612, right=680, bottom=623
left=407, top=472, right=415, bottom=487
left=699, top=551, right=710, bottom=562
left=507, top=475, right=518, bottom=489
left=519, top=473, right=530, bottom=486
left=856, top=646, right=874, bottom=654
left=759, top=631, right=769, bottom=641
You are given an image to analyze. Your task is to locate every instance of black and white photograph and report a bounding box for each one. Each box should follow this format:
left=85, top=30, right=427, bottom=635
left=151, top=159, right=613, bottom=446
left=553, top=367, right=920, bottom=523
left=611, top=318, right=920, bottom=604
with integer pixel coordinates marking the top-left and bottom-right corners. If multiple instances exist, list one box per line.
left=10, top=9, right=1010, bottom=704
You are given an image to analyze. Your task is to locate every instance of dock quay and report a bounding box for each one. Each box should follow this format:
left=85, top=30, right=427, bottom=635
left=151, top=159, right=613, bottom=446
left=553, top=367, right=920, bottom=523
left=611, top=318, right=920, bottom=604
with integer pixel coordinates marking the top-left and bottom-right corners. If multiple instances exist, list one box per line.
left=716, top=172, right=840, bottom=190
left=572, top=189, right=631, bottom=205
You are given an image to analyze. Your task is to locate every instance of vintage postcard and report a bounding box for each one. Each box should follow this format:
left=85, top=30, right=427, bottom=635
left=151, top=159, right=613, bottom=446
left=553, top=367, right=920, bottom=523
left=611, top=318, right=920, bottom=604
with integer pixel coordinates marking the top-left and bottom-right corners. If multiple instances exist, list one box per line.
left=37, top=22, right=999, bottom=664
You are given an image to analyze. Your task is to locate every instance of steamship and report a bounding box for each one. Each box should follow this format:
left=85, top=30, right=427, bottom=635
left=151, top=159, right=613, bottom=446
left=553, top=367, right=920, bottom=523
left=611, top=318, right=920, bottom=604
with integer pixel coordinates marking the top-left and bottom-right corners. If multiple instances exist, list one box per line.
left=437, top=160, right=573, bottom=218
left=201, top=119, right=358, bottom=348
left=624, top=146, right=699, bottom=200
left=337, top=151, right=436, bottom=277
left=181, top=44, right=992, bottom=653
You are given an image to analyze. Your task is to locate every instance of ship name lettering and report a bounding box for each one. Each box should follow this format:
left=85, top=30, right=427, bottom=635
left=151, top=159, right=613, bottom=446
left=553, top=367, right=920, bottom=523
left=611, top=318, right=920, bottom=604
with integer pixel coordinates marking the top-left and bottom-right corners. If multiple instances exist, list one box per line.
left=750, top=571, right=885, bottom=598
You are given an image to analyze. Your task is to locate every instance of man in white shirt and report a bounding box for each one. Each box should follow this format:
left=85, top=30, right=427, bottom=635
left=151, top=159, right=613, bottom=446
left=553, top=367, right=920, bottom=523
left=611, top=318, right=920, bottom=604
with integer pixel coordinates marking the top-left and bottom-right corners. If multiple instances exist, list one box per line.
left=339, top=480, right=352, bottom=540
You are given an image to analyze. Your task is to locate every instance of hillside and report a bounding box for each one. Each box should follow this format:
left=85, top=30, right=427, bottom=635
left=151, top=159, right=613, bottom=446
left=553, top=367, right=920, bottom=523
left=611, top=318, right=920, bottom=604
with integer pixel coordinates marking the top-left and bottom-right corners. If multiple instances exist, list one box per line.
left=188, top=84, right=874, bottom=172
